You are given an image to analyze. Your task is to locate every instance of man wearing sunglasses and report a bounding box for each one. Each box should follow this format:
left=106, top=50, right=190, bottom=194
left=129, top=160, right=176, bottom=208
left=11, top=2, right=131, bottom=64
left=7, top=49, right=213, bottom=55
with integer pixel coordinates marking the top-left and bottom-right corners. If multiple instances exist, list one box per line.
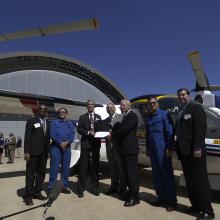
left=24, top=104, right=50, bottom=206
left=48, top=107, right=75, bottom=195
left=146, top=97, right=177, bottom=211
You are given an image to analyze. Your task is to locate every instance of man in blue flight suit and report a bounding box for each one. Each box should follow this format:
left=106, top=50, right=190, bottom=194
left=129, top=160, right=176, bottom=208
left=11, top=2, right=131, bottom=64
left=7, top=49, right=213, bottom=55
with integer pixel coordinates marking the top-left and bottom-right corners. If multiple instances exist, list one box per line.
left=146, top=97, right=177, bottom=211
left=48, top=107, right=75, bottom=194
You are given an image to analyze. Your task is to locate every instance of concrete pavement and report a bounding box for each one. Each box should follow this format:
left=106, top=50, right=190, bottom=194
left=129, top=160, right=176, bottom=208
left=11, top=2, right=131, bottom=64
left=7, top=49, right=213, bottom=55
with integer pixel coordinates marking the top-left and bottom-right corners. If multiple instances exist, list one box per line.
left=0, top=154, right=219, bottom=220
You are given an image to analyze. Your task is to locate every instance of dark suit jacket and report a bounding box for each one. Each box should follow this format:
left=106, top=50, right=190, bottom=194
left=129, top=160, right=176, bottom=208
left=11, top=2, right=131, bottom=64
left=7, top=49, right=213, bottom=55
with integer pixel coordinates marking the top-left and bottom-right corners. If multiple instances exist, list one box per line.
left=77, top=113, right=101, bottom=149
left=175, top=101, right=207, bottom=156
left=101, top=114, right=122, bottom=150
left=100, top=114, right=122, bottom=132
left=112, top=110, right=139, bottom=155
left=24, top=116, right=50, bottom=156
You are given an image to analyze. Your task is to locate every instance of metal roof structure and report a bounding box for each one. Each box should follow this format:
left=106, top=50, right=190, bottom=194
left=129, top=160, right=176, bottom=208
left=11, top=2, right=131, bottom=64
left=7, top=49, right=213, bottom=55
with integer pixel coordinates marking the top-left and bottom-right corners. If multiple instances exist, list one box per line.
left=0, top=51, right=126, bottom=104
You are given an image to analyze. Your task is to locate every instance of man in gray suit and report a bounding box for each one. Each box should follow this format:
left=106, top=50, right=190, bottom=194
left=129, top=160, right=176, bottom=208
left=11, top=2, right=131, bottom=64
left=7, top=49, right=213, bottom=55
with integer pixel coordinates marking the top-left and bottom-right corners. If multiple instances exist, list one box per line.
left=104, top=103, right=126, bottom=195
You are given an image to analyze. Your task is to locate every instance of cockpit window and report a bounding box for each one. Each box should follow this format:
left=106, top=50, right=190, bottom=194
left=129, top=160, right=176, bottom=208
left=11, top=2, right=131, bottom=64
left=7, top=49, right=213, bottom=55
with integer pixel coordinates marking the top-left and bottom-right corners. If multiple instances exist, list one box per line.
left=131, top=103, right=148, bottom=121
left=158, top=97, right=179, bottom=112
left=204, top=106, right=220, bottom=119
left=215, top=95, right=220, bottom=109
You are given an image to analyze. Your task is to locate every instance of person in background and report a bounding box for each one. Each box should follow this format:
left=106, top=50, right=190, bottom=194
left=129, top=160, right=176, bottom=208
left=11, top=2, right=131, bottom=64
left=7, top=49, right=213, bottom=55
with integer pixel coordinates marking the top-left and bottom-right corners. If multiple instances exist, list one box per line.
left=175, top=88, right=215, bottom=220
left=0, top=133, right=4, bottom=164
left=7, top=133, right=16, bottom=164
left=146, top=97, right=177, bottom=211
left=16, top=136, right=22, bottom=158
left=48, top=107, right=75, bottom=194
left=24, top=104, right=50, bottom=206
left=4, top=136, right=9, bottom=157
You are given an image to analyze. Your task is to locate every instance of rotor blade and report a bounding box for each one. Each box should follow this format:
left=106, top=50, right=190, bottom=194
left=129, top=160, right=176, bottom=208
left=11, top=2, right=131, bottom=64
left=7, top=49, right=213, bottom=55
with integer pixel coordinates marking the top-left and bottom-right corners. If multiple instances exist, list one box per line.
left=209, top=85, right=220, bottom=91
left=188, top=51, right=209, bottom=89
left=0, top=18, right=99, bottom=42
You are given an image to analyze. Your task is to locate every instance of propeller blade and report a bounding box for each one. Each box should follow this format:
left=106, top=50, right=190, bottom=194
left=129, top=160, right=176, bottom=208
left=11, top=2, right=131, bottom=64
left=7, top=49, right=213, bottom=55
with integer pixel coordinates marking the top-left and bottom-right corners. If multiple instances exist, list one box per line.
left=209, top=85, right=220, bottom=91
left=0, top=18, right=99, bottom=42
left=188, top=51, right=209, bottom=90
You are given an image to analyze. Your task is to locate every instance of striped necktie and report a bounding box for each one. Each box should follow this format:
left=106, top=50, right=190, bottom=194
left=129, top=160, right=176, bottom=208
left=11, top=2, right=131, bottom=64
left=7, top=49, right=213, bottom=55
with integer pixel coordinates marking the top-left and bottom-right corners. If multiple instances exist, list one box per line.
left=89, top=114, right=94, bottom=131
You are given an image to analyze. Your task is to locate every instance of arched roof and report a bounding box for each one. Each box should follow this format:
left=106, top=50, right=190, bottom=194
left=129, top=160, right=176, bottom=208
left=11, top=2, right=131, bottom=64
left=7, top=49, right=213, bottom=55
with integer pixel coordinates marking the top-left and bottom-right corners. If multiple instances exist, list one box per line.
left=0, top=51, right=126, bottom=104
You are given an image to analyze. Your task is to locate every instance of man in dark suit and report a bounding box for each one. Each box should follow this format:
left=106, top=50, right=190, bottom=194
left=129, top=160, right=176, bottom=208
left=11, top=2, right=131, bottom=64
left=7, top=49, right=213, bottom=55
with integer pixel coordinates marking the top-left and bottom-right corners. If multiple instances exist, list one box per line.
left=24, top=104, right=50, bottom=206
left=77, top=100, right=101, bottom=198
left=111, top=100, right=139, bottom=207
left=175, top=88, right=215, bottom=220
left=103, top=103, right=126, bottom=195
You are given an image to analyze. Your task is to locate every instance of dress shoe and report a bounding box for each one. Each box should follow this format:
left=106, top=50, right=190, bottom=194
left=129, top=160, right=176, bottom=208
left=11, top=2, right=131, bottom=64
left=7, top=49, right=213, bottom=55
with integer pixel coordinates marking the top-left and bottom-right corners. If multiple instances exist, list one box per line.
left=124, top=198, right=140, bottom=207
left=183, top=206, right=201, bottom=213
left=33, top=193, right=47, bottom=200
left=61, top=187, right=71, bottom=194
left=91, top=188, right=99, bottom=196
left=150, top=199, right=166, bottom=207
left=25, top=196, right=33, bottom=206
left=196, top=213, right=215, bottom=220
left=120, top=192, right=130, bottom=201
left=105, top=188, right=117, bottom=195
left=117, top=188, right=127, bottom=196
left=166, top=204, right=177, bottom=212
left=78, top=191, right=84, bottom=198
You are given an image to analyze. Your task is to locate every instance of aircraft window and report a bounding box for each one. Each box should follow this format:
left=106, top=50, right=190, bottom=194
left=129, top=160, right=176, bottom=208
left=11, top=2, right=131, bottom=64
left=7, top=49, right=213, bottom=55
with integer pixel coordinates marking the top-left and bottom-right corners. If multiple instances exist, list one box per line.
left=205, top=107, right=219, bottom=119
left=131, top=103, right=148, bottom=120
left=158, top=98, right=179, bottom=112
left=137, top=103, right=148, bottom=121
left=215, top=95, right=220, bottom=109
left=206, top=113, right=220, bottom=139
left=131, top=103, right=138, bottom=109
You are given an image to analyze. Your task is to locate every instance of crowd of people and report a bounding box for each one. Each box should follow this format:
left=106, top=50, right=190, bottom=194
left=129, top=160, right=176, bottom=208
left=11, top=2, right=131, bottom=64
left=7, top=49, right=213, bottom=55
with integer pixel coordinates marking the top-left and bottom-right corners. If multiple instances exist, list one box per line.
left=21, top=88, right=215, bottom=220
left=0, top=133, right=22, bottom=164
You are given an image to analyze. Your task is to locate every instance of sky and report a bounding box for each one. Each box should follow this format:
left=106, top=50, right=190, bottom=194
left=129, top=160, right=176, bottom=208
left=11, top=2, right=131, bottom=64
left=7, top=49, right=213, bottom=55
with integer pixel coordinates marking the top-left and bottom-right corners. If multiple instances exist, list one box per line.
left=1, top=0, right=220, bottom=99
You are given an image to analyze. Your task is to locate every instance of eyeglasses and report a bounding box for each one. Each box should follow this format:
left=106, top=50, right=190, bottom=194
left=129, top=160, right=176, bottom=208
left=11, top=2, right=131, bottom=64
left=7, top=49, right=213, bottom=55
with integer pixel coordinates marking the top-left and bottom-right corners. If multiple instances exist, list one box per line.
left=59, top=111, right=66, bottom=114
left=148, top=102, right=157, bottom=105
left=39, top=108, right=46, bottom=111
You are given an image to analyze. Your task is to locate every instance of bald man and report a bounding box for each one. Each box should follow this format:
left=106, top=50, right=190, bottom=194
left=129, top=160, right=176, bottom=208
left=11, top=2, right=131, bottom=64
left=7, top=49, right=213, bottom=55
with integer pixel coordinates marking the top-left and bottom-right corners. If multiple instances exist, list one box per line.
left=24, top=104, right=50, bottom=206
left=104, top=103, right=126, bottom=195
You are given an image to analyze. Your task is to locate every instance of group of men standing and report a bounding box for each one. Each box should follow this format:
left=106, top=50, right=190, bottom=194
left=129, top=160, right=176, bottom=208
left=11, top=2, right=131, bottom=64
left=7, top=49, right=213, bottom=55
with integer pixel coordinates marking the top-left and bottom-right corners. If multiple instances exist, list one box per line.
left=146, top=88, right=215, bottom=220
left=23, top=88, right=215, bottom=220
left=24, top=105, right=74, bottom=205
left=76, top=99, right=140, bottom=207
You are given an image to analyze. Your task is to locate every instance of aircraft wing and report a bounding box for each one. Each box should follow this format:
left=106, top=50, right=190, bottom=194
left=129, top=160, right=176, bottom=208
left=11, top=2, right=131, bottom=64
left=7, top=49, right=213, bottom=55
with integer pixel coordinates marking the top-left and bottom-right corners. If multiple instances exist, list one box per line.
left=0, top=18, right=99, bottom=42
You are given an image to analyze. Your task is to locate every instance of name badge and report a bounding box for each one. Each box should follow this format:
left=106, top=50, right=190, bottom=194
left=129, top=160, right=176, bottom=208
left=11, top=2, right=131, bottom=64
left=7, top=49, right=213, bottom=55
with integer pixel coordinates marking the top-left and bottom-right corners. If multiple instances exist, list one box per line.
left=184, top=114, right=191, bottom=120
left=34, top=123, right=41, bottom=128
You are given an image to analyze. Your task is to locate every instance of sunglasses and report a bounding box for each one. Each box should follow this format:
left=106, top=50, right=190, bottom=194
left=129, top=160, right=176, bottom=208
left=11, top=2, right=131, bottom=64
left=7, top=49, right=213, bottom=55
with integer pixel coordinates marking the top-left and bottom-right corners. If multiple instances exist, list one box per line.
left=148, top=101, right=157, bottom=105
left=59, top=111, right=66, bottom=114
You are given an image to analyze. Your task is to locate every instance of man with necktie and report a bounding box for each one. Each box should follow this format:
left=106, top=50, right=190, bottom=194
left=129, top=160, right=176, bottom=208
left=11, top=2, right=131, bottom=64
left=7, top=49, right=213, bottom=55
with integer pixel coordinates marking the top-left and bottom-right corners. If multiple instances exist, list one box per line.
left=103, top=103, right=126, bottom=195
left=111, top=100, right=140, bottom=207
left=24, top=104, right=50, bottom=206
left=175, top=88, right=215, bottom=220
left=77, top=100, right=101, bottom=198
